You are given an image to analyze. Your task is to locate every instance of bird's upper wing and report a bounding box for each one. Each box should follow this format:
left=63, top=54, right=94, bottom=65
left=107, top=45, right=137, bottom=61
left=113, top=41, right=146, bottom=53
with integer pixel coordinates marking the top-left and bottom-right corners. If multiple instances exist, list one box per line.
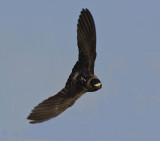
left=27, top=87, right=85, bottom=123
left=77, top=9, right=96, bottom=74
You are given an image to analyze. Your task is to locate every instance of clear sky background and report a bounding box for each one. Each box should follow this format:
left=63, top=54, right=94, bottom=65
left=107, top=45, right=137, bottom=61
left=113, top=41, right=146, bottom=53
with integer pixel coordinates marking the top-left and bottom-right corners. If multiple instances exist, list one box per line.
left=0, top=0, right=160, bottom=141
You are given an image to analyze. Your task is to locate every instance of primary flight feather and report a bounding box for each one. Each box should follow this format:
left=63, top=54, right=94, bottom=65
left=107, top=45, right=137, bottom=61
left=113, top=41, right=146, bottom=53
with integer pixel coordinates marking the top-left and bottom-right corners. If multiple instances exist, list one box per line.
left=27, top=8, right=102, bottom=123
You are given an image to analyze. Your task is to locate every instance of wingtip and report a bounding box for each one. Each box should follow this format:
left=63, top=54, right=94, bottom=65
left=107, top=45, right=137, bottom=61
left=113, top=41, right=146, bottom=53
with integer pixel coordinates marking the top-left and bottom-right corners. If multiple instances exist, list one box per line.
left=27, top=114, right=30, bottom=120
left=29, top=120, right=38, bottom=124
left=27, top=111, right=37, bottom=124
left=27, top=116, right=41, bottom=124
left=78, top=8, right=92, bottom=23
left=27, top=114, right=33, bottom=124
left=81, top=8, right=90, bottom=13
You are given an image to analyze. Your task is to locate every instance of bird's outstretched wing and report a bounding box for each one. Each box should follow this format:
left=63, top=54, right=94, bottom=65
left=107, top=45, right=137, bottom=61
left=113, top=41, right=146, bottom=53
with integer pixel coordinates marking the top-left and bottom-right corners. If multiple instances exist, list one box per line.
left=77, top=9, right=96, bottom=74
left=27, top=88, right=83, bottom=123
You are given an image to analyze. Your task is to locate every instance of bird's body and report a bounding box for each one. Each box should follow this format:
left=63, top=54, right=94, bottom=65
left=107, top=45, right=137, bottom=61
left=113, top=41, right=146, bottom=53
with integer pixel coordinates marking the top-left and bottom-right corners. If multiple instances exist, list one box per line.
left=27, top=8, right=102, bottom=123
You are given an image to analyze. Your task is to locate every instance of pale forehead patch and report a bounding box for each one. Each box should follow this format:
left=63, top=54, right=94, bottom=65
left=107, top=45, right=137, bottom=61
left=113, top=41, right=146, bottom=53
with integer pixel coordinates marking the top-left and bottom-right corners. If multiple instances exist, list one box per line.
left=94, top=83, right=101, bottom=87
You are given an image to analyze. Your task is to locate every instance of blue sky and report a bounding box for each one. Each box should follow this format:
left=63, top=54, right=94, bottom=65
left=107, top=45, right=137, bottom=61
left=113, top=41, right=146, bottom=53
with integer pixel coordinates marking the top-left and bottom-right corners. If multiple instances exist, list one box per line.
left=0, top=0, right=160, bottom=141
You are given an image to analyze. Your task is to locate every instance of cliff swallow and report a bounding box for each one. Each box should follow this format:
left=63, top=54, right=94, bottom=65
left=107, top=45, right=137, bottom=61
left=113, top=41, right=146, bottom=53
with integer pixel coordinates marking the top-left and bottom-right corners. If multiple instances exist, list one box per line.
left=27, top=8, right=102, bottom=123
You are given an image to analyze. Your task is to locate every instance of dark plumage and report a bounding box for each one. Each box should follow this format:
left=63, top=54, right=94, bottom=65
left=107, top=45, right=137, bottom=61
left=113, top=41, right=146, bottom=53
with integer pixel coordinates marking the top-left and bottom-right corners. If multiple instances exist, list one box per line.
left=27, top=8, right=102, bottom=123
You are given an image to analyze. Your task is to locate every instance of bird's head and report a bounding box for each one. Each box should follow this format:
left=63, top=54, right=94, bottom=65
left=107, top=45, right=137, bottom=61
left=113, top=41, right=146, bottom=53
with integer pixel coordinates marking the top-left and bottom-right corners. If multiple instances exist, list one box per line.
left=78, top=74, right=102, bottom=92
left=87, top=76, right=102, bottom=92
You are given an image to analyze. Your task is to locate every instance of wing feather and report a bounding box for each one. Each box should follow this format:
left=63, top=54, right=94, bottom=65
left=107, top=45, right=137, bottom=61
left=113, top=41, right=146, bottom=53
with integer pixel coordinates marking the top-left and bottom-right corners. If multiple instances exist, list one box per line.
left=77, top=9, right=96, bottom=73
left=27, top=88, right=77, bottom=123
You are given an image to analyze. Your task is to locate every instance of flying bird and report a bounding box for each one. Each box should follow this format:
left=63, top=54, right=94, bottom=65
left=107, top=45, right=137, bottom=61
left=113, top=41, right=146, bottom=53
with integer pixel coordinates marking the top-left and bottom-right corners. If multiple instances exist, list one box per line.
left=27, top=8, right=102, bottom=123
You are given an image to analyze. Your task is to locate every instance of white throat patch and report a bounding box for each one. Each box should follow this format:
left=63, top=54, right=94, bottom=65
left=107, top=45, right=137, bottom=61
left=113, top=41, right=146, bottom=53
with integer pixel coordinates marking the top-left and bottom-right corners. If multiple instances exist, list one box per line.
left=94, top=83, right=101, bottom=87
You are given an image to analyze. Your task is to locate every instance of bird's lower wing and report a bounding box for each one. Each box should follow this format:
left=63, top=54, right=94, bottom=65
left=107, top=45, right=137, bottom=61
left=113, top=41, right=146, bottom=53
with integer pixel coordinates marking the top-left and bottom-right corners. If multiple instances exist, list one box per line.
left=27, top=88, right=82, bottom=123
